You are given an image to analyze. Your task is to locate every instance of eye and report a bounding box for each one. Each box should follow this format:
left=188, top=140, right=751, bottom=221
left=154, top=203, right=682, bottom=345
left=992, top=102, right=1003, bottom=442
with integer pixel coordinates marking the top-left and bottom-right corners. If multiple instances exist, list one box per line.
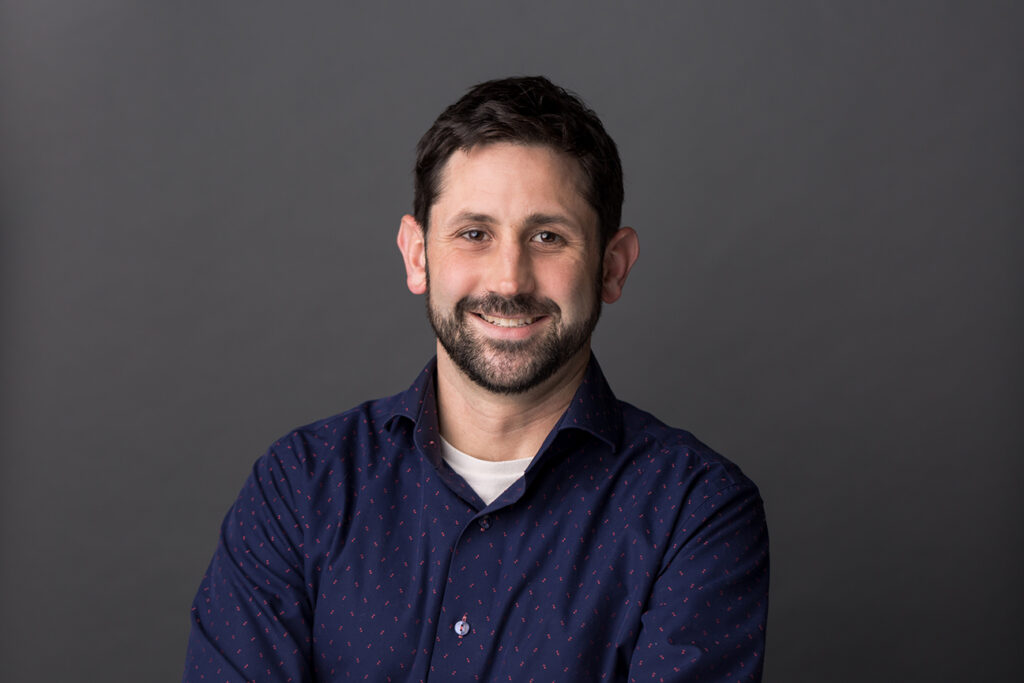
left=459, top=229, right=488, bottom=242
left=532, top=231, right=563, bottom=245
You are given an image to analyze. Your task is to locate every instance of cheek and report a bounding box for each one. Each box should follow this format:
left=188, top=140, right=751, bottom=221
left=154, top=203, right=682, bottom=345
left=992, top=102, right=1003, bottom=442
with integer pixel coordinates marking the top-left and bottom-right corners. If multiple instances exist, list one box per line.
left=538, top=261, right=594, bottom=307
left=427, top=253, right=479, bottom=300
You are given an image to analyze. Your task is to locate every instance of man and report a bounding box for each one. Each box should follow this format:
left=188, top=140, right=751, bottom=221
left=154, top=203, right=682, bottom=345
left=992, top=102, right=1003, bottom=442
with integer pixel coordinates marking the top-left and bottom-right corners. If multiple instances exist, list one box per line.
left=184, top=76, right=768, bottom=682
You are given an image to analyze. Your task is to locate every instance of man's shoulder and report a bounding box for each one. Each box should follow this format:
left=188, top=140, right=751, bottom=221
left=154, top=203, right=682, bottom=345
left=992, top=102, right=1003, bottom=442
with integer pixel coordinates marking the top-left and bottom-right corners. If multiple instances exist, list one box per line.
left=293, top=391, right=405, bottom=439
left=615, top=399, right=757, bottom=495
left=259, top=389, right=412, bottom=470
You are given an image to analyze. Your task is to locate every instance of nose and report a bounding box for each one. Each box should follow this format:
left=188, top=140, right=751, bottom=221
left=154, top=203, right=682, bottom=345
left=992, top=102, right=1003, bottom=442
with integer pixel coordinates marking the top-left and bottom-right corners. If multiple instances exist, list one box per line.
left=486, top=239, right=535, bottom=297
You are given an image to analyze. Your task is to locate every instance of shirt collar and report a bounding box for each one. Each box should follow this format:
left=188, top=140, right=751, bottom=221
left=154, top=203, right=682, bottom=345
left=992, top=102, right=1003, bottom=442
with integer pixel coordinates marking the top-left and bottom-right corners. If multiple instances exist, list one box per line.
left=383, top=354, right=623, bottom=452
left=551, top=353, right=623, bottom=450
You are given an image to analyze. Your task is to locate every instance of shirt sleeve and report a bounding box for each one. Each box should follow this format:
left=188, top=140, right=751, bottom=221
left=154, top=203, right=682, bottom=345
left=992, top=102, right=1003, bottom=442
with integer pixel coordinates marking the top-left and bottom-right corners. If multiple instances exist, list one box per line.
left=626, top=479, right=769, bottom=682
left=183, top=442, right=314, bottom=683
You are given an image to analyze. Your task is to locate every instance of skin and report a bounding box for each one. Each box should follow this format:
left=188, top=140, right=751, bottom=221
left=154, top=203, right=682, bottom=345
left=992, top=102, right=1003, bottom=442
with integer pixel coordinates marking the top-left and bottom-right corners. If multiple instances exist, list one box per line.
left=397, top=142, right=639, bottom=462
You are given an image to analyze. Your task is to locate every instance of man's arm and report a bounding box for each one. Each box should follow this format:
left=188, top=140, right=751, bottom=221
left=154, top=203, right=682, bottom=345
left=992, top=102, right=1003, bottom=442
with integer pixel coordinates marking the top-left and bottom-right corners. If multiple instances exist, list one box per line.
left=627, top=480, right=769, bottom=682
left=183, top=442, right=314, bottom=683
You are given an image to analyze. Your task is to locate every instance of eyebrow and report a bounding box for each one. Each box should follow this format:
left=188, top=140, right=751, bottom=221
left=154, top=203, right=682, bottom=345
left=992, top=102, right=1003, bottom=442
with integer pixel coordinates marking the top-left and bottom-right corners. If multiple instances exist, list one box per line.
left=448, top=212, right=497, bottom=227
left=446, top=211, right=578, bottom=230
left=523, top=212, right=576, bottom=229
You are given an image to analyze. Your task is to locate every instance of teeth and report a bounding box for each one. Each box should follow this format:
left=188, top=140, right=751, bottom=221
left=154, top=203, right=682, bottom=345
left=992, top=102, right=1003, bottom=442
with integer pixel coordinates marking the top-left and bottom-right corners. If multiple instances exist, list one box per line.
left=480, top=313, right=536, bottom=327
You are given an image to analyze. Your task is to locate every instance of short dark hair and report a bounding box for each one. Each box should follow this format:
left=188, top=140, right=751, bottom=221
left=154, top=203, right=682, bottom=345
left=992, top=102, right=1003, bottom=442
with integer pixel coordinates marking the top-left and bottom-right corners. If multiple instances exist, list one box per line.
left=413, top=76, right=623, bottom=248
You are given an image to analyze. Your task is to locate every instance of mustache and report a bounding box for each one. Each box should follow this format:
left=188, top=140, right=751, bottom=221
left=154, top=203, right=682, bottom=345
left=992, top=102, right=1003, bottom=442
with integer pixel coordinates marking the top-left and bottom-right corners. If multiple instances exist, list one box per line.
left=456, top=293, right=560, bottom=318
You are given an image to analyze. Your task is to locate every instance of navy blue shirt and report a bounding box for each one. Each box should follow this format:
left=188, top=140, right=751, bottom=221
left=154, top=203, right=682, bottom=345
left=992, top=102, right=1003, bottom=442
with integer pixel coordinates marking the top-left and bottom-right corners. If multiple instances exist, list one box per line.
left=184, top=356, right=768, bottom=682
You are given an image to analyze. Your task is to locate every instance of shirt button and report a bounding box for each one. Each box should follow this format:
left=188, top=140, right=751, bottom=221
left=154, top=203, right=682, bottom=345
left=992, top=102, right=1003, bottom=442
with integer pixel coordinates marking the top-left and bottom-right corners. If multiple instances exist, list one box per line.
left=454, top=619, right=471, bottom=637
left=478, top=516, right=491, bottom=530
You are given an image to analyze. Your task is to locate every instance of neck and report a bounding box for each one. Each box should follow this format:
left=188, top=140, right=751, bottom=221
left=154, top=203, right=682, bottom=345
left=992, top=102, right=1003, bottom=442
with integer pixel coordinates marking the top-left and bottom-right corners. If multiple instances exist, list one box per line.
left=435, top=344, right=590, bottom=462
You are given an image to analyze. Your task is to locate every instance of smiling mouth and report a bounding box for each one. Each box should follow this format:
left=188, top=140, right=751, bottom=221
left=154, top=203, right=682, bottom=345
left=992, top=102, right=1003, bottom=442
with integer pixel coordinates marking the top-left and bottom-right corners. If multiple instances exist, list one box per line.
left=476, top=313, right=542, bottom=328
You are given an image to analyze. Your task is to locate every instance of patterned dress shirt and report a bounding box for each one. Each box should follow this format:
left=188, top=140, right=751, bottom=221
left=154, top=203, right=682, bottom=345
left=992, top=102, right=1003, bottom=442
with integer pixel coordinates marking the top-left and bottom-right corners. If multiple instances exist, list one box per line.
left=184, top=355, right=769, bottom=682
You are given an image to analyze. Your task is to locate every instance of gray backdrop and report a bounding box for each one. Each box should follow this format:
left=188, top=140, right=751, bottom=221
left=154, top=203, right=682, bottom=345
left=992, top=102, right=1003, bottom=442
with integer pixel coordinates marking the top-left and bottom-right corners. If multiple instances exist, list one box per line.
left=1, top=2, right=1021, bottom=681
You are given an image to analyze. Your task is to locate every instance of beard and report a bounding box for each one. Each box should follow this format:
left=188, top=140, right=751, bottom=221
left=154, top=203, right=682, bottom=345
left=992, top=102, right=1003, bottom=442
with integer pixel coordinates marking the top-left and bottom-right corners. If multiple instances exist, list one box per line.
left=426, top=285, right=602, bottom=395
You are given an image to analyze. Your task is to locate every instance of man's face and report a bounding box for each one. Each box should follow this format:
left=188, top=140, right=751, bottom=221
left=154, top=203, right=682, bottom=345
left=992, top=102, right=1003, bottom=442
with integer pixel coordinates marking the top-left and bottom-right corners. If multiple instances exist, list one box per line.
left=423, top=143, right=603, bottom=394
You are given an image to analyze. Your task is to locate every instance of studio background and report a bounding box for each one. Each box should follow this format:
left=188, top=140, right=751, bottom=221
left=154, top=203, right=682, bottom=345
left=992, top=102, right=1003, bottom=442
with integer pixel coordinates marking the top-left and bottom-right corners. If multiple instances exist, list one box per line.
left=1, top=2, right=1021, bottom=681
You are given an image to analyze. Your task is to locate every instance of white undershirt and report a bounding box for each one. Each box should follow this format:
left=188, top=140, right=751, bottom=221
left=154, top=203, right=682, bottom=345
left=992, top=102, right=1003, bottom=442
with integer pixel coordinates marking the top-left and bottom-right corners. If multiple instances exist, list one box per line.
left=439, top=436, right=533, bottom=505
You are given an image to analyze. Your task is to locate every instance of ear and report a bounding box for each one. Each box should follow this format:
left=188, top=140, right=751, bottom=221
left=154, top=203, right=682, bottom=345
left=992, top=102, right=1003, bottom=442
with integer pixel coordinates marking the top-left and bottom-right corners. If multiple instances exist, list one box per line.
left=600, top=227, right=639, bottom=303
left=397, top=214, right=427, bottom=295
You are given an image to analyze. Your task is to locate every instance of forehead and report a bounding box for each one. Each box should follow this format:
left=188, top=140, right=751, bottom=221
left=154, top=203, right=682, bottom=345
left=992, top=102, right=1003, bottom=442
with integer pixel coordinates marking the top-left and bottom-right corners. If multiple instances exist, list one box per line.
left=431, top=143, right=596, bottom=231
